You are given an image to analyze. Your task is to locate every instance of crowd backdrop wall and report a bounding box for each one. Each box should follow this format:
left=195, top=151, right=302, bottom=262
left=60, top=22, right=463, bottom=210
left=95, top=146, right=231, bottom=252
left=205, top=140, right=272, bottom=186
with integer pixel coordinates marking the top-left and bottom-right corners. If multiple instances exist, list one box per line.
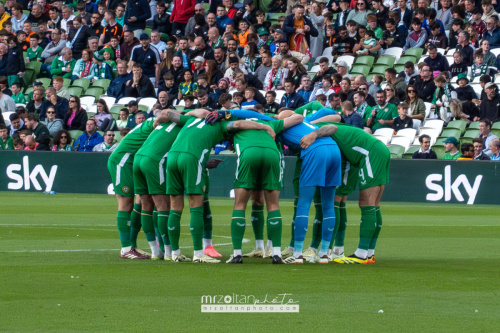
left=0, top=151, right=498, bottom=205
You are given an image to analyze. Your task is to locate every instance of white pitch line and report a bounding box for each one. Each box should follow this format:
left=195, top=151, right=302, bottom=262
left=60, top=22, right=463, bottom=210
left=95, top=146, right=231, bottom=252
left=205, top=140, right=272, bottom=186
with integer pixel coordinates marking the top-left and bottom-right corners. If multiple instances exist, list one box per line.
left=0, top=238, right=250, bottom=253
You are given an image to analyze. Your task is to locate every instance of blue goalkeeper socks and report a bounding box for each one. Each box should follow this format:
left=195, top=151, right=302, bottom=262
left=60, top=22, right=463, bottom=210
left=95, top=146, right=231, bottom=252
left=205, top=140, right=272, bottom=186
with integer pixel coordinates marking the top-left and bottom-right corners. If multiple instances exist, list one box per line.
left=293, top=186, right=316, bottom=257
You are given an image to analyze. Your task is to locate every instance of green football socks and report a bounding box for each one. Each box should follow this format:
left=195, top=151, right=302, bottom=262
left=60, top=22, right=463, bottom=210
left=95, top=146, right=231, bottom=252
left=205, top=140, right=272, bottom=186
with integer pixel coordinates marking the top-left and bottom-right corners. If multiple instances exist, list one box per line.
left=266, top=210, right=282, bottom=248
left=141, top=210, right=155, bottom=242
left=117, top=210, right=132, bottom=248
left=358, top=205, right=377, bottom=252
left=231, top=210, right=246, bottom=251
left=190, top=206, right=204, bottom=251
left=129, top=203, right=142, bottom=247
left=251, top=204, right=264, bottom=243
left=368, top=206, right=383, bottom=255
left=157, top=210, right=170, bottom=246
left=167, top=210, right=182, bottom=251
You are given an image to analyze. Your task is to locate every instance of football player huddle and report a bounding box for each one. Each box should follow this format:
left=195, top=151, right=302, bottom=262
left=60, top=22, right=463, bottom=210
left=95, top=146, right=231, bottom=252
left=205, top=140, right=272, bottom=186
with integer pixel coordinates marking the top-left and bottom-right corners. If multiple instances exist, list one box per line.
left=108, top=101, right=390, bottom=265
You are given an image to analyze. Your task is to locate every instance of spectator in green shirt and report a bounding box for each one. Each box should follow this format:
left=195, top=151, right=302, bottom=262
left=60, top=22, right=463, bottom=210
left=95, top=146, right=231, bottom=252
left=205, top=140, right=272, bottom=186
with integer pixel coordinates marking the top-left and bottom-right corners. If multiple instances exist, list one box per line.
left=442, top=136, right=462, bottom=160
left=10, top=82, right=26, bottom=104
left=26, top=33, right=43, bottom=63
left=0, top=124, right=13, bottom=150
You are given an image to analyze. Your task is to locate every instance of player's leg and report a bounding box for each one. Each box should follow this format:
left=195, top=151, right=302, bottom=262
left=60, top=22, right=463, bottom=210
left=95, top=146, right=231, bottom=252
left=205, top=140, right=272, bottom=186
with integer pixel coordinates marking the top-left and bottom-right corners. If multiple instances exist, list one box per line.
left=284, top=159, right=302, bottom=258
left=166, top=152, right=190, bottom=262
left=263, top=189, right=283, bottom=264
left=243, top=190, right=265, bottom=257
left=304, top=189, right=322, bottom=259
left=331, top=195, right=348, bottom=259
left=286, top=185, right=316, bottom=263
left=108, top=158, right=147, bottom=259
left=202, top=173, right=222, bottom=258
left=227, top=187, right=252, bottom=263
left=367, top=185, right=385, bottom=263
left=334, top=186, right=379, bottom=264
left=152, top=208, right=165, bottom=254
left=182, top=153, right=219, bottom=263
left=152, top=194, right=171, bottom=259
left=129, top=195, right=142, bottom=249
left=335, top=141, right=389, bottom=264
left=308, top=186, right=336, bottom=264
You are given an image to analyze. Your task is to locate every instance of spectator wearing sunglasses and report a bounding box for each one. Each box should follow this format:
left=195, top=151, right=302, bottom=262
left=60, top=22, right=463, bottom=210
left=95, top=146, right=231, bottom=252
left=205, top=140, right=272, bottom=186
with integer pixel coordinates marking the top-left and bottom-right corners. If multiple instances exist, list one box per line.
left=93, top=130, right=118, bottom=152
left=52, top=130, right=73, bottom=151
left=43, top=105, right=64, bottom=137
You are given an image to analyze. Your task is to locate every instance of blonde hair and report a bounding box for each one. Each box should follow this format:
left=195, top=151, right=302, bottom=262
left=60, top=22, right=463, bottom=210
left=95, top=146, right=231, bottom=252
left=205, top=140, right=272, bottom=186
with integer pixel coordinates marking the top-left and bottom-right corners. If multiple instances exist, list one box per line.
left=449, top=99, right=463, bottom=119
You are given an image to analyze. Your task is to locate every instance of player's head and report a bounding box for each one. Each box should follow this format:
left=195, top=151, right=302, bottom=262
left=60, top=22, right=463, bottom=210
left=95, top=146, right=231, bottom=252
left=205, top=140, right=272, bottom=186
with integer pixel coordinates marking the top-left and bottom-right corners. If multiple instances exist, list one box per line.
left=277, top=108, right=295, bottom=119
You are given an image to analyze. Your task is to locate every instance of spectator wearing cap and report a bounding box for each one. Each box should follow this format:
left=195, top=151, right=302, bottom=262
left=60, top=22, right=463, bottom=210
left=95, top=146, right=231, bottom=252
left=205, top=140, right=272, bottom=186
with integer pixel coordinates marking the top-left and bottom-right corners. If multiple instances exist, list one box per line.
left=283, top=5, right=318, bottom=54
left=108, top=60, right=133, bottom=102
left=125, top=63, right=156, bottom=99
left=442, top=136, right=462, bottom=160
left=455, top=73, right=477, bottom=101
left=335, top=60, right=352, bottom=80
left=120, top=30, right=140, bottom=62
left=170, top=0, right=195, bottom=36
left=380, top=18, right=407, bottom=49
left=130, top=33, right=161, bottom=88
left=479, top=83, right=500, bottom=122
left=89, top=50, right=114, bottom=81
left=192, top=56, right=206, bottom=82
left=257, top=27, right=270, bottom=48
left=424, top=45, right=449, bottom=73
left=483, top=16, right=500, bottom=49
left=124, top=0, right=151, bottom=39
left=125, top=99, right=148, bottom=129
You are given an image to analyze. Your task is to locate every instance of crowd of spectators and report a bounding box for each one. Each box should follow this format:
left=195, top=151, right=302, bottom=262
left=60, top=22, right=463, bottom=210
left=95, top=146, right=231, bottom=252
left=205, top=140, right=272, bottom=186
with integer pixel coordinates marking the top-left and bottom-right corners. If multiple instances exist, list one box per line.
left=0, top=0, right=499, bottom=160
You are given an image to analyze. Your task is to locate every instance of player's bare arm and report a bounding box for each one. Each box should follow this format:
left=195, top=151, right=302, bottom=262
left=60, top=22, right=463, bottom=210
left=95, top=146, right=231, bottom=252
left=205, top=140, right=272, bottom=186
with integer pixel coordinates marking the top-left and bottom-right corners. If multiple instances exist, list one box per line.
left=309, top=114, right=342, bottom=124
left=165, top=111, right=182, bottom=123
left=227, top=121, right=276, bottom=140
left=282, top=114, right=304, bottom=129
left=185, top=109, right=211, bottom=118
left=300, top=125, right=338, bottom=149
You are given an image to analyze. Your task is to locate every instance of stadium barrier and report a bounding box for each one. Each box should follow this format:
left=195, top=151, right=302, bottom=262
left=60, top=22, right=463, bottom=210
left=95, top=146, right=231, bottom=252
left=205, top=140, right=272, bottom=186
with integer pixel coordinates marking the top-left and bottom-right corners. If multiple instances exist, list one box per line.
left=0, top=151, right=498, bottom=205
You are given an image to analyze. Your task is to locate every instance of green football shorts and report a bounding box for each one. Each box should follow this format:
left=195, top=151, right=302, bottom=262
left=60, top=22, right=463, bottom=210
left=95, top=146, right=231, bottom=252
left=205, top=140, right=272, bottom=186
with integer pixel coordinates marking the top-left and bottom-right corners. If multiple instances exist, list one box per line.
left=234, top=147, right=282, bottom=191
left=107, top=153, right=134, bottom=197
left=166, top=152, right=207, bottom=195
left=358, top=140, right=391, bottom=191
left=133, top=154, right=167, bottom=195
left=336, top=160, right=359, bottom=196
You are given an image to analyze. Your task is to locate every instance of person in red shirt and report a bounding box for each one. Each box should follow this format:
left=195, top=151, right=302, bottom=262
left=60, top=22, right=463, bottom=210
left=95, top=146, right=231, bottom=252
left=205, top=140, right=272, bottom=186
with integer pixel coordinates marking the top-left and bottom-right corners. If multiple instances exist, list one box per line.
left=170, top=0, right=196, bottom=36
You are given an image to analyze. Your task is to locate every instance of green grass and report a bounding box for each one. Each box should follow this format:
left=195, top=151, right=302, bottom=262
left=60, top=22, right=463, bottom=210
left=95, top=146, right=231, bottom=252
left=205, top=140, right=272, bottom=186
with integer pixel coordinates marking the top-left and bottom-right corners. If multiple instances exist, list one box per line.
left=1, top=192, right=499, bottom=332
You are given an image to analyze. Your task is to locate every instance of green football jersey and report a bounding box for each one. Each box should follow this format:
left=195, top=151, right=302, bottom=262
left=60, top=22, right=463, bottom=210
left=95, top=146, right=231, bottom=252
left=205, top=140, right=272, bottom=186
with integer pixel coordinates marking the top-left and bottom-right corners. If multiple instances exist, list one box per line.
left=316, top=122, right=380, bottom=166
left=169, top=116, right=230, bottom=163
left=370, top=103, right=398, bottom=131
left=294, top=101, right=327, bottom=117
left=232, top=119, right=284, bottom=154
left=109, top=117, right=156, bottom=163
left=442, top=151, right=462, bottom=160
left=135, top=121, right=183, bottom=162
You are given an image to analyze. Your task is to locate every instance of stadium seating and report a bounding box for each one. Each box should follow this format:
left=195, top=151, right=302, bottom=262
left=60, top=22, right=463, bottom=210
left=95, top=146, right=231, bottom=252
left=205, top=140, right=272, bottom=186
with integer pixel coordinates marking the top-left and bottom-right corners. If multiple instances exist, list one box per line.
left=375, top=56, right=395, bottom=67
left=461, top=129, right=479, bottom=144
left=138, top=98, right=158, bottom=112
left=67, top=86, right=84, bottom=98
left=83, top=87, right=105, bottom=101
left=404, top=48, right=424, bottom=59
left=388, top=144, right=405, bottom=158
left=446, top=120, right=467, bottom=134
left=373, top=128, right=394, bottom=145
left=92, top=79, right=111, bottom=92
left=354, top=55, right=375, bottom=68
left=71, top=78, right=91, bottom=92
left=402, top=146, right=420, bottom=159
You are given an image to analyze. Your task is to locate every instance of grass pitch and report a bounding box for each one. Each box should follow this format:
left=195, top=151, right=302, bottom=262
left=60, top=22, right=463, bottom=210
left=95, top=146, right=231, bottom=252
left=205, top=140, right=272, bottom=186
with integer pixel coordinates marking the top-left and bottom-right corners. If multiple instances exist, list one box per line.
left=1, top=192, right=499, bottom=332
